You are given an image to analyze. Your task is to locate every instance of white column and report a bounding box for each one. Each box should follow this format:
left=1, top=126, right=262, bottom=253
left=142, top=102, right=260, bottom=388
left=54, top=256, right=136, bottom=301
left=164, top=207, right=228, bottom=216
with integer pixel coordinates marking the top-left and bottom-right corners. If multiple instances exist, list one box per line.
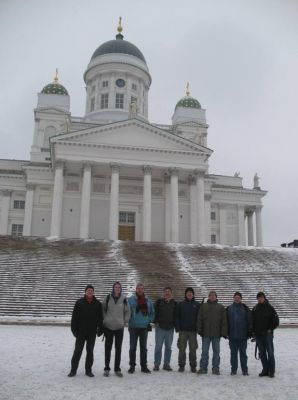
left=79, top=163, right=92, bottom=239
left=23, top=184, right=35, bottom=236
left=142, top=165, right=152, bottom=242
left=246, top=209, right=254, bottom=246
left=164, top=174, right=171, bottom=242
left=255, top=206, right=263, bottom=247
left=109, top=163, right=119, bottom=240
left=50, top=162, right=64, bottom=237
left=219, top=205, right=226, bottom=245
left=170, top=168, right=179, bottom=242
left=189, top=175, right=197, bottom=244
left=0, top=190, right=11, bottom=235
left=237, top=205, right=246, bottom=246
left=204, top=194, right=211, bottom=244
left=196, top=170, right=205, bottom=243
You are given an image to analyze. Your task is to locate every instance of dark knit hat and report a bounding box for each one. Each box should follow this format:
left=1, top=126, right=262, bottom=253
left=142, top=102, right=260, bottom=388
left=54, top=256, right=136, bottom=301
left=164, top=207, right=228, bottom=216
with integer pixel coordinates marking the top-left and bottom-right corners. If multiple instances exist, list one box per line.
left=185, top=287, right=194, bottom=296
left=256, top=291, right=266, bottom=299
left=234, top=291, right=242, bottom=299
left=85, top=284, right=94, bottom=292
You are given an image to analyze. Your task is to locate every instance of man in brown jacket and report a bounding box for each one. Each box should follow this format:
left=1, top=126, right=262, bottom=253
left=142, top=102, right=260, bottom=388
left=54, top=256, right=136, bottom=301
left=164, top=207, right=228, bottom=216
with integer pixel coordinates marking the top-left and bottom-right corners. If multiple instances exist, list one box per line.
left=197, top=290, right=228, bottom=375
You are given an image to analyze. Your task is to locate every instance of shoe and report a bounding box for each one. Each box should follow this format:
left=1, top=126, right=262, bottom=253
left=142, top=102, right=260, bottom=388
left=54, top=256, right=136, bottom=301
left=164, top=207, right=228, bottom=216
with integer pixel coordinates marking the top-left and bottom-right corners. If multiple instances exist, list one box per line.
left=242, top=371, right=249, bottom=376
left=153, top=364, right=160, bottom=371
left=141, top=366, right=151, bottom=373
left=128, top=366, right=135, bottom=374
left=178, top=366, right=185, bottom=372
left=67, top=370, right=76, bottom=377
left=115, top=370, right=123, bottom=378
left=231, top=370, right=237, bottom=375
left=259, top=371, right=268, bottom=377
left=163, top=364, right=173, bottom=371
left=103, top=370, right=110, bottom=377
left=85, top=371, right=94, bottom=377
left=212, top=368, right=220, bottom=375
left=268, top=371, right=275, bottom=378
left=197, top=368, right=207, bottom=374
left=191, top=366, right=197, bottom=373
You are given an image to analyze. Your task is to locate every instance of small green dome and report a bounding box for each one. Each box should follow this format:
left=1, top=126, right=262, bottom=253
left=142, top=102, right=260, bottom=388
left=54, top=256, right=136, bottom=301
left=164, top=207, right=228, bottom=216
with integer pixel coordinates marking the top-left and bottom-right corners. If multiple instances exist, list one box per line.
left=91, top=33, right=146, bottom=64
left=175, top=96, right=201, bottom=110
left=41, top=82, right=68, bottom=95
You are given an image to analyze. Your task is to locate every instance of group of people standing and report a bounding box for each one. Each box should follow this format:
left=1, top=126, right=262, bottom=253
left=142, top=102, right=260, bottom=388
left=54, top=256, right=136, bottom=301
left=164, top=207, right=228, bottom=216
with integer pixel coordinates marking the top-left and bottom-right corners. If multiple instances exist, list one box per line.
left=68, top=283, right=279, bottom=379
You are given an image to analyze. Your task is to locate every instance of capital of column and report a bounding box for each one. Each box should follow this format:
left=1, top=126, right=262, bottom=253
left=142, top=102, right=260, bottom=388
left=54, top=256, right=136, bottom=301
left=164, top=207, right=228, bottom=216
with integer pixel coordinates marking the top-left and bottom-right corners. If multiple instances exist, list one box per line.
left=194, top=169, right=205, bottom=179
left=164, top=173, right=171, bottom=184
left=110, top=163, right=120, bottom=173
left=82, top=162, right=93, bottom=171
left=168, top=167, right=179, bottom=177
left=188, top=174, right=196, bottom=185
left=204, top=194, right=212, bottom=201
left=26, top=183, right=36, bottom=191
left=255, top=205, right=263, bottom=212
left=143, top=165, right=152, bottom=175
left=245, top=207, right=254, bottom=217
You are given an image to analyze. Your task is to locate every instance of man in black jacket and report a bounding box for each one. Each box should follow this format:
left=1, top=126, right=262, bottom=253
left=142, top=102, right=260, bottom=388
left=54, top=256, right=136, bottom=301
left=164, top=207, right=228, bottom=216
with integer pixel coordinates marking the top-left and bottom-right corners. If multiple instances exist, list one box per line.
left=252, top=292, right=279, bottom=378
left=175, top=287, right=200, bottom=373
left=153, top=287, right=177, bottom=371
left=68, top=284, right=103, bottom=377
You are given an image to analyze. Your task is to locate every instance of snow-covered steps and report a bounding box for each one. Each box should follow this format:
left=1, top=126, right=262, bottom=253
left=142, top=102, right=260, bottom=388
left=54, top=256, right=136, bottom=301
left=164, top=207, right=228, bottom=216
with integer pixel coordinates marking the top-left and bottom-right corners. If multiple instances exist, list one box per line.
left=0, top=237, right=297, bottom=323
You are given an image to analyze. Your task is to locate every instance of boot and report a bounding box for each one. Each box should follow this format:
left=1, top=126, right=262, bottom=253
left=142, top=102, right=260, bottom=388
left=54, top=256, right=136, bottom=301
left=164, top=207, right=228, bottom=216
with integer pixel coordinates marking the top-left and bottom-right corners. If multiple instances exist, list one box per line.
left=67, top=370, right=76, bottom=377
left=153, top=364, right=160, bottom=371
left=141, top=366, right=151, bottom=373
left=128, top=366, right=135, bottom=374
left=178, top=365, right=185, bottom=372
left=85, top=371, right=94, bottom=377
left=212, top=368, right=220, bottom=375
left=115, top=370, right=123, bottom=377
left=197, top=368, right=207, bottom=374
left=259, top=371, right=268, bottom=377
left=163, top=364, right=173, bottom=371
left=103, top=370, right=109, bottom=377
left=191, top=366, right=197, bottom=373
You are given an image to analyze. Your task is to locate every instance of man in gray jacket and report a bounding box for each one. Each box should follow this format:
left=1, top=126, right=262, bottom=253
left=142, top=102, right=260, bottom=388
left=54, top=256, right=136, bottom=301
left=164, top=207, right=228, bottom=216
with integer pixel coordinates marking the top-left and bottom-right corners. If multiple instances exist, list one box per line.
left=102, top=282, right=130, bottom=377
left=197, top=290, right=228, bottom=375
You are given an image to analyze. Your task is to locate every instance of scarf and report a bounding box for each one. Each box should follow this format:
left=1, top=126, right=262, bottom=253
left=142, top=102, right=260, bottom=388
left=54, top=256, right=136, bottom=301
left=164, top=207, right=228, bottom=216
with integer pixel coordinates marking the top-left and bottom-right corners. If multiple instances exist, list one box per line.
left=136, top=293, right=148, bottom=315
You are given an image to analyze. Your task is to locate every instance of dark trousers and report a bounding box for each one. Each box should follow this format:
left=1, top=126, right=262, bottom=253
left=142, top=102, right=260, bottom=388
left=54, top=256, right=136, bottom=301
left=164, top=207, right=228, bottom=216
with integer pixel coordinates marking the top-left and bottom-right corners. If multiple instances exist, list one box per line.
left=104, top=328, right=124, bottom=371
left=71, top=335, right=96, bottom=373
left=256, top=332, right=275, bottom=374
left=229, top=338, right=248, bottom=373
left=129, top=327, right=148, bottom=368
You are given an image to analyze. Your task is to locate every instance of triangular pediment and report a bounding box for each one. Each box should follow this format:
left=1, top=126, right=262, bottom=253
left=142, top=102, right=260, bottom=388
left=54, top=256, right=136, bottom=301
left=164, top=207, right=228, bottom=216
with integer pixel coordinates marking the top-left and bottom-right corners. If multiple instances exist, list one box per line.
left=51, top=119, right=212, bottom=155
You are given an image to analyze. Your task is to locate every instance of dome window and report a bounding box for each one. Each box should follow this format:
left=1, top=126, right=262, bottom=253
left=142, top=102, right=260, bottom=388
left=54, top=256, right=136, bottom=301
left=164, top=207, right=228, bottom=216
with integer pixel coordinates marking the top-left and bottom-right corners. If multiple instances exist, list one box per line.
left=115, top=93, right=124, bottom=109
left=101, top=94, right=109, bottom=109
left=102, top=80, right=109, bottom=88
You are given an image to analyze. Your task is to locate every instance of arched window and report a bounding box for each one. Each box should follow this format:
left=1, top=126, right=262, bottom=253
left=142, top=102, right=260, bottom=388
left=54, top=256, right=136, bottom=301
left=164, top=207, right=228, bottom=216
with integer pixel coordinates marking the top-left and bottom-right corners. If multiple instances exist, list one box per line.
left=44, top=126, right=57, bottom=147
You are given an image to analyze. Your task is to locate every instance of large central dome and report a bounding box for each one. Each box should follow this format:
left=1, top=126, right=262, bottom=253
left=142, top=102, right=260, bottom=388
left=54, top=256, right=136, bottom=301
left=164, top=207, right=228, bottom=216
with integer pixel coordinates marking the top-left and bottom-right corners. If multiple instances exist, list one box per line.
left=91, top=32, right=146, bottom=64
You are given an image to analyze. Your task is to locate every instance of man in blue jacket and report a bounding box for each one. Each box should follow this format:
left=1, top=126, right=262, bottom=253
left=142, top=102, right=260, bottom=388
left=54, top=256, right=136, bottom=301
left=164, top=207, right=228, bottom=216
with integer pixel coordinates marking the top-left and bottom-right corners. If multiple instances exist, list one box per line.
left=128, top=283, right=155, bottom=374
left=226, top=291, right=252, bottom=376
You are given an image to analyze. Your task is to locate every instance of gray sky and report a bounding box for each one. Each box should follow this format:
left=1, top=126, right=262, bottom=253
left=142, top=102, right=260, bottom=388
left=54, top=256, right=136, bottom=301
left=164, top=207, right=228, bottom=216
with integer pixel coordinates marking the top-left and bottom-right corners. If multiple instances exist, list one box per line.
left=0, top=0, right=297, bottom=246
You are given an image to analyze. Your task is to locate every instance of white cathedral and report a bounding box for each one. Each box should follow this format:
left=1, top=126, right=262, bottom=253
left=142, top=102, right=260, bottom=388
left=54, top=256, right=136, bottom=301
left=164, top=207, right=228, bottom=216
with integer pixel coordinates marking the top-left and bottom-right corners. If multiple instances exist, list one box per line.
left=0, top=21, right=266, bottom=246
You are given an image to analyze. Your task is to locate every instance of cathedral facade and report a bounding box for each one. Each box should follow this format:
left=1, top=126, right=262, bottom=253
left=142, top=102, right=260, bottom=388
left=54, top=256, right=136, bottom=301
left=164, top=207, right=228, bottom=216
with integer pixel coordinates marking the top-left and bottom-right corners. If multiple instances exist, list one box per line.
left=0, top=22, right=266, bottom=246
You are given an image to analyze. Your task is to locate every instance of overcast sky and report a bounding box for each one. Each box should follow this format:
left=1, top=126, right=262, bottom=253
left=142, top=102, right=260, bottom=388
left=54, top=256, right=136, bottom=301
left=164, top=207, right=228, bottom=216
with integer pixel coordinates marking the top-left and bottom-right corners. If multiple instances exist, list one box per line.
left=0, top=0, right=297, bottom=246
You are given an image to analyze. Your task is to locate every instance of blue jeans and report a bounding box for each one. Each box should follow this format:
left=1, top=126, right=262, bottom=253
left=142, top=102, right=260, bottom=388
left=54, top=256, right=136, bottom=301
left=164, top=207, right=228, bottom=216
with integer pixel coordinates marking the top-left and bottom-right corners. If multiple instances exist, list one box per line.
left=200, top=336, right=220, bottom=371
left=255, top=332, right=275, bottom=374
left=129, top=328, right=148, bottom=368
left=154, top=326, right=174, bottom=365
left=229, top=338, right=248, bottom=373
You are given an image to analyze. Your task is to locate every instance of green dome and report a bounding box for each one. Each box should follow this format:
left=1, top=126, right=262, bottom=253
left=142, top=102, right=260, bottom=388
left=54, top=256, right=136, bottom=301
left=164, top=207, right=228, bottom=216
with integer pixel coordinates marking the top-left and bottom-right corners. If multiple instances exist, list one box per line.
left=91, top=33, right=146, bottom=64
left=41, top=82, right=68, bottom=95
left=175, top=96, right=201, bottom=110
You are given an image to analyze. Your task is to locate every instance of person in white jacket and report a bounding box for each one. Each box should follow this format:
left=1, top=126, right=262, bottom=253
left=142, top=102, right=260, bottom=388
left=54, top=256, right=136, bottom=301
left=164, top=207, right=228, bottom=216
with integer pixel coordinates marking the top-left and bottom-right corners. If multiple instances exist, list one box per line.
left=102, top=282, right=131, bottom=377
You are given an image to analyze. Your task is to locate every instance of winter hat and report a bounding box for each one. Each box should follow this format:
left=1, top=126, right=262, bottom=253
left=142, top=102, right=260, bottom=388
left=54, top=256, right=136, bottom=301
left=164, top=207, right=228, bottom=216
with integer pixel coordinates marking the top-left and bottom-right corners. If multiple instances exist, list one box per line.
left=185, top=287, right=194, bottom=296
left=256, top=291, right=266, bottom=299
left=112, top=281, right=122, bottom=296
left=85, top=284, right=94, bottom=292
left=234, top=291, right=242, bottom=299
left=208, top=290, right=217, bottom=298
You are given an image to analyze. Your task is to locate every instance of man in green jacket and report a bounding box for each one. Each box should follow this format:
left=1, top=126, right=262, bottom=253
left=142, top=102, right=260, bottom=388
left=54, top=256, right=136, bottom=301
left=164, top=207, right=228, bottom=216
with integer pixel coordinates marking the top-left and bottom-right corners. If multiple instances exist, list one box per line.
left=197, top=290, right=228, bottom=375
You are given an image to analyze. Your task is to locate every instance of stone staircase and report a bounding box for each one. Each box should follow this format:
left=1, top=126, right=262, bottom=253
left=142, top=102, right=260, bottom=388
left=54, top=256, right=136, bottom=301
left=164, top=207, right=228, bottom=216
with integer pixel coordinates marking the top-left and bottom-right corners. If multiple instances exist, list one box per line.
left=0, top=237, right=297, bottom=324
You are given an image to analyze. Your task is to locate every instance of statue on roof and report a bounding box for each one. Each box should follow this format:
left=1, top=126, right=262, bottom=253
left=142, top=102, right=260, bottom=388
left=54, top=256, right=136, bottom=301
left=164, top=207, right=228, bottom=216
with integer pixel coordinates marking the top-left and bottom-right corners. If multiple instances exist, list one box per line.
left=254, top=173, right=260, bottom=189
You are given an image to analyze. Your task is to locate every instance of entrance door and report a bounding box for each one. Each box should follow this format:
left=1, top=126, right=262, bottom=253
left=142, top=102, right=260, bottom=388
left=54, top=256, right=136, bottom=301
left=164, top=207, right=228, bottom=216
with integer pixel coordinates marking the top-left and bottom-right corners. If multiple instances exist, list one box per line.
left=118, top=211, right=136, bottom=241
left=118, top=225, right=135, bottom=241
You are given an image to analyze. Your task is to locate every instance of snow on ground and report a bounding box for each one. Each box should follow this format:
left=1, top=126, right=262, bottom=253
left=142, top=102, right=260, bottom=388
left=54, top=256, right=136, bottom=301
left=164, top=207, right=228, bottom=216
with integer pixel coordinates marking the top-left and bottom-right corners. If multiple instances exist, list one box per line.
left=0, top=325, right=297, bottom=400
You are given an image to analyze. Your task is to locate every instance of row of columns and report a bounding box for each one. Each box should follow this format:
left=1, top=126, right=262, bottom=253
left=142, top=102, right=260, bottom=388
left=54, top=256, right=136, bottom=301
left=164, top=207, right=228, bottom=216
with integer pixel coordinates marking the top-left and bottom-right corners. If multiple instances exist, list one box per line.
left=0, top=164, right=263, bottom=247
